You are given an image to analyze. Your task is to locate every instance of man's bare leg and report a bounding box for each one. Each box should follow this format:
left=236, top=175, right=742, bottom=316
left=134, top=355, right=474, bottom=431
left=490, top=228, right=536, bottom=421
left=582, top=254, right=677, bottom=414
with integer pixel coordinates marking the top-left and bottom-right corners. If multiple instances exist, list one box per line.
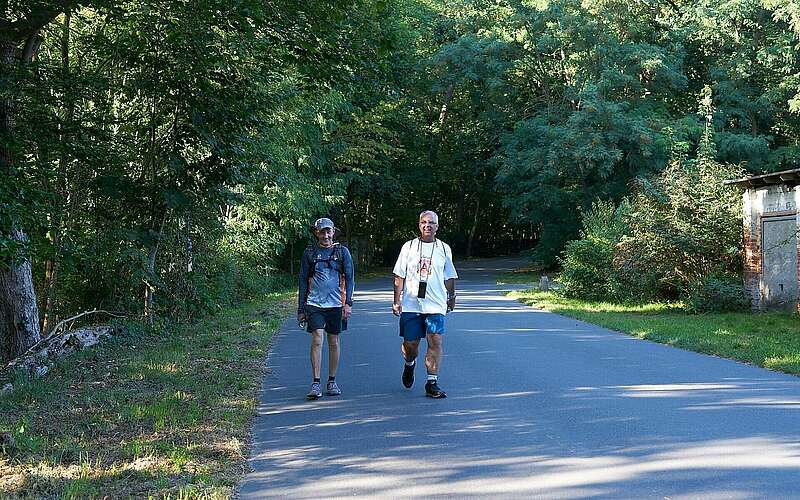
left=402, top=339, right=420, bottom=362
left=401, top=339, right=420, bottom=388
left=425, top=333, right=442, bottom=375
left=307, top=329, right=325, bottom=399
left=327, top=333, right=340, bottom=378
left=310, top=330, right=324, bottom=379
left=424, top=333, right=446, bottom=398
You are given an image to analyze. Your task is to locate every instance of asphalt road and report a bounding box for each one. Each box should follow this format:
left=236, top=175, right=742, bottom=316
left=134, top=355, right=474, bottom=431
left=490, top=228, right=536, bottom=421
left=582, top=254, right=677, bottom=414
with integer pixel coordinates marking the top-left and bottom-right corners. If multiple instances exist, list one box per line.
left=239, top=257, right=800, bottom=499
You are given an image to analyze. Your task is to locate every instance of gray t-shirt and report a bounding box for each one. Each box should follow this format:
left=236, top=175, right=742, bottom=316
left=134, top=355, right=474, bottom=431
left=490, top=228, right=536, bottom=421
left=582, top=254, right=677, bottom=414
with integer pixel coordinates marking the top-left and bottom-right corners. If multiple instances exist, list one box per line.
left=297, top=244, right=355, bottom=313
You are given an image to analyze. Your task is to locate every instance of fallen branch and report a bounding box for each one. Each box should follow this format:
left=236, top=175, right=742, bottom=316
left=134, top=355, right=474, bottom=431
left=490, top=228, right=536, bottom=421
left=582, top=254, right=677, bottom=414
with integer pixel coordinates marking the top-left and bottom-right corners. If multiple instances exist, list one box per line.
left=2, top=325, right=120, bottom=384
left=46, top=308, right=126, bottom=340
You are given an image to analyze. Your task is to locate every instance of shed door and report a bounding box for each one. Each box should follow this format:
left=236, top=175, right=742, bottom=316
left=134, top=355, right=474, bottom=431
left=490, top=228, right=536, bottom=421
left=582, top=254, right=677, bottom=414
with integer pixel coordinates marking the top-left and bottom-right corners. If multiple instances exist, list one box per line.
left=761, top=215, right=798, bottom=310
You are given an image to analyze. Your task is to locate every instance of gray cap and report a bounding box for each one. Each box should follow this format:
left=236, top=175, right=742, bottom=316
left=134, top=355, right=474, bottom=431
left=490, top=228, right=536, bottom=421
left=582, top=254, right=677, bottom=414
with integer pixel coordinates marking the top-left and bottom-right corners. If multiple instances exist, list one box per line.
left=313, top=217, right=335, bottom=230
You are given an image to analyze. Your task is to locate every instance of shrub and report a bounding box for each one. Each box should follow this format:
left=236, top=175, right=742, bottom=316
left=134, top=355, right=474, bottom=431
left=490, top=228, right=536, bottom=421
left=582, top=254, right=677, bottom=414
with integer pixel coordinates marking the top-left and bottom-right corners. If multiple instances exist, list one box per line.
left=559, top=238, right=616, bottom=299
left=612, top=95, right=744, bottom=299
left=559, top=200, right=628, bottom=300
left=684, top=273, right=750, bottom=313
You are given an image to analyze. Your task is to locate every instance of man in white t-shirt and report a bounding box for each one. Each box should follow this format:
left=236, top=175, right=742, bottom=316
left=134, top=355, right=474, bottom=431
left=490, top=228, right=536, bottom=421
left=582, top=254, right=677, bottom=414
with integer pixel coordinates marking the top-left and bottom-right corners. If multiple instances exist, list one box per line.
left=392, top=210, right=458, bottom=398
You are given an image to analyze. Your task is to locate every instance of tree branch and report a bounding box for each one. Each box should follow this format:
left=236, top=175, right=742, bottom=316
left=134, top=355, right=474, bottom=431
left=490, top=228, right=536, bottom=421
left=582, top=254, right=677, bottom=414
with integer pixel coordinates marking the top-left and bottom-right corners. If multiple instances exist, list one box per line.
left=45, top=308, right=126, bottom=339
left=0, top=1, right=82, bottom=43
left=20, top=33, right=41, bottom=62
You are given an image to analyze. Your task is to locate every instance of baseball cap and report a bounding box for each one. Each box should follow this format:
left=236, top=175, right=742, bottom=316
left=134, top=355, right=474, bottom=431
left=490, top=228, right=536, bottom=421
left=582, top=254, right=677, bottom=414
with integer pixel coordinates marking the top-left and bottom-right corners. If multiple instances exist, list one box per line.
left=313, top=217, right=335, bottom=230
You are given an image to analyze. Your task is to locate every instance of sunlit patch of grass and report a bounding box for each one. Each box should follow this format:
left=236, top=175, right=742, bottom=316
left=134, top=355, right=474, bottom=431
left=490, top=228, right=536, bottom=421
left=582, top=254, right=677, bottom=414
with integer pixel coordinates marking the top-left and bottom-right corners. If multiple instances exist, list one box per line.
left=510, top=289, right=800, bottom=376
left=0, top=290, right=294, bottom=498
left=125, top=392, right=202, bottom=432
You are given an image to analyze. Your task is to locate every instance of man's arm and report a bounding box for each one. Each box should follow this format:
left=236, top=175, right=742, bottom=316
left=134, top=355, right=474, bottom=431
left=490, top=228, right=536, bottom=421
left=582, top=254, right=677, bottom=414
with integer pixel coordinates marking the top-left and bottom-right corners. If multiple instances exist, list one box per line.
left=391, top=241, right=410, bottom=316
left=342, top=247, right=355, bottom=319
left=445, top=278, right=456, bottom=312
left=392, top=275, right=404, bottom=316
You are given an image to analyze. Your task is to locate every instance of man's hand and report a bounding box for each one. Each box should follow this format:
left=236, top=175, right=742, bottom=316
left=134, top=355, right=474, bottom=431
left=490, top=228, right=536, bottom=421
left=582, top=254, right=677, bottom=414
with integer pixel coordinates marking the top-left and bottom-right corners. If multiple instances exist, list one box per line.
left=446, top=295, right=456, bottom=313
left=392, top=302, right=402, bottom=316
left=297, top=312, right=306, bottom=323
left=343, top=304, right=352, bottom=320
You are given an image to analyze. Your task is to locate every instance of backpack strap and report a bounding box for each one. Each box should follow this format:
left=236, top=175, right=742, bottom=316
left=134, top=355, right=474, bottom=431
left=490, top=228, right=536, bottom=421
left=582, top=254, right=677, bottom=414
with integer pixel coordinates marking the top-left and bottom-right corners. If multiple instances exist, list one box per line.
left=334, top=243, right=344, bottom=274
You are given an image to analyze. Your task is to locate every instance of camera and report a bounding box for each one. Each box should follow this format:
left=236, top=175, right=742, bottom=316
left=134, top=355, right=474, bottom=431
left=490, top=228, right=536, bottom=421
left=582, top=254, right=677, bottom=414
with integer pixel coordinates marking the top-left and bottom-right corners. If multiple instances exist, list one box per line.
left=417, top=281, right=428, bottom=298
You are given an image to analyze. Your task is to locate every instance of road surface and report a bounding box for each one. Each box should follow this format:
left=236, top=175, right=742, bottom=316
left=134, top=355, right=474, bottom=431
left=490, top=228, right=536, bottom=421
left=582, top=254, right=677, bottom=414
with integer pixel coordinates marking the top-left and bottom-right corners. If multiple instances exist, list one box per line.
left=240, top=257, right=800, bottom=499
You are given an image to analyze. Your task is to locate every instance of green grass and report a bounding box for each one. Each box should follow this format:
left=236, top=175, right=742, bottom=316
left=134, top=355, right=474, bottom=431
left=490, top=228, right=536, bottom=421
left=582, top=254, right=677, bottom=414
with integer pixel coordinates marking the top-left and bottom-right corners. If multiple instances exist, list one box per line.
left=0, top=292, right=294, bottom=499
left=511, top=289, right=800, bottom=375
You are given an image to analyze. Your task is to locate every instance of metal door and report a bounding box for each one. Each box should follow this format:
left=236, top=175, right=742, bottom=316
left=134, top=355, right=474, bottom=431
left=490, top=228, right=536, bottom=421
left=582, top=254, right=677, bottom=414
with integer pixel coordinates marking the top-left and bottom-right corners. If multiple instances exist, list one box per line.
left=761, top=215, right=798, bottom=310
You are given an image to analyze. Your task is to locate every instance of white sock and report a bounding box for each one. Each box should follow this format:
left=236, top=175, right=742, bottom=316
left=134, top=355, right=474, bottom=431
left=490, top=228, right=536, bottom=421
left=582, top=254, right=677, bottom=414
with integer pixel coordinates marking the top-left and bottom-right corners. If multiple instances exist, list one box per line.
left=405, top=359, right=415, bottom=367
left=427, top=374, right=437, bottom=382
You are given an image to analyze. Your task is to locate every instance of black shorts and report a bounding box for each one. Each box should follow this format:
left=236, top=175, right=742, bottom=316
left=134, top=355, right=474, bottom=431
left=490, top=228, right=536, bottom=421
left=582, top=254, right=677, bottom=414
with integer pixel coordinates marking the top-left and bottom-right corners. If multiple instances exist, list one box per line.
left=305, top=305, right=346, bottom=334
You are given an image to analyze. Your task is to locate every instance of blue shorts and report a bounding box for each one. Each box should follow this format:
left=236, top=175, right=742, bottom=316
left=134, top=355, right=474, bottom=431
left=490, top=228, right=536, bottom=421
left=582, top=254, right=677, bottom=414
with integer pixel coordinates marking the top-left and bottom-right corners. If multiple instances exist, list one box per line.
left=399, top=312, right=446, bottom=341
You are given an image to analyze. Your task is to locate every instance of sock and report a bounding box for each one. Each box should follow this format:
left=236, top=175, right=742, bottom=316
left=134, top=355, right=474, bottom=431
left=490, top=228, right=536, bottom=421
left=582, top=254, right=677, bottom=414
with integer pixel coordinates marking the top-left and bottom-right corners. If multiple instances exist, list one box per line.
left=328, top=376, right=335, bottom=382
left=427, top=374, right=438, bottom=382
left=313, top=377, right=321, bottom=383
left=405, top=359, right=416, bottom=367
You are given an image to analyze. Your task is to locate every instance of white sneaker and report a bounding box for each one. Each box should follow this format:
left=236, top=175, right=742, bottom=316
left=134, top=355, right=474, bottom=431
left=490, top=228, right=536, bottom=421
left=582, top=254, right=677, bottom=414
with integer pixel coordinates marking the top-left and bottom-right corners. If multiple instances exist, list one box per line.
left=306, top=382, right=322, bottom=400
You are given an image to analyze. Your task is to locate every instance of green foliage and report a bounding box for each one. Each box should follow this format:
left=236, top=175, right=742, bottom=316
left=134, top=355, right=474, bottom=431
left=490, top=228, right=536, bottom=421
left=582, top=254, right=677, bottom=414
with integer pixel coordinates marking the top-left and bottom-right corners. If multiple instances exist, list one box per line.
left=559, top=200, right=628, bottom=300
left=616, top=95, right=745, bottom=298
left=683, top=273, right=750, bottom=314
left=492, top=0, right=800, bottom=262
left=3, top=0, right=419, bottom=326
left=3, top=0, right=800, bottom=330
left=560, top=91, right=746, bottom=302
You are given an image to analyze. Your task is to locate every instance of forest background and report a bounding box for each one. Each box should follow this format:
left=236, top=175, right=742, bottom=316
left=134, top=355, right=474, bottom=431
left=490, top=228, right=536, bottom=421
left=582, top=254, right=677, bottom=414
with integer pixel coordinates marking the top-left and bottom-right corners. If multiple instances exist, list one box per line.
left=3, top=0, right=800, bottom=362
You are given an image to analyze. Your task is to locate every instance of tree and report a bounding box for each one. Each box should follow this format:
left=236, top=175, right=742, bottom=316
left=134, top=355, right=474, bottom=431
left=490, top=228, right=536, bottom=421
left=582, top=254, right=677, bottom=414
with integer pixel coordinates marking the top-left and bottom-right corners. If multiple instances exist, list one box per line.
left=0, top=1, right=92, bottom=361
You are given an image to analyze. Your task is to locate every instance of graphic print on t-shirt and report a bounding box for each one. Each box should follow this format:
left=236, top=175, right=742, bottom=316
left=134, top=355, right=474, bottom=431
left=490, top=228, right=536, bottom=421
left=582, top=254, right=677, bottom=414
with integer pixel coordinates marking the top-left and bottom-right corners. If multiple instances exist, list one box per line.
left=419, top=256, right=431, bottom=281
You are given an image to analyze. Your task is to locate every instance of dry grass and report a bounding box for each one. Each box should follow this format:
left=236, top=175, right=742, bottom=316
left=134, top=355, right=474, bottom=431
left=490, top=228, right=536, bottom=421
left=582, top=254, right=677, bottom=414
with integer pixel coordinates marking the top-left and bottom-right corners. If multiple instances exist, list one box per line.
left=0, top=293, right=293, bottom=499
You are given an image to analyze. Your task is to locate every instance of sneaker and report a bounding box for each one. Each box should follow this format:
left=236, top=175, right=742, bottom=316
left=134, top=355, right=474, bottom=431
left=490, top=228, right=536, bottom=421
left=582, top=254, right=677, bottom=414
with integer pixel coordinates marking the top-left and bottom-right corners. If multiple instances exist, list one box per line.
left=402, top=361, right=415, bottom=389
left=425, top=380, right=447, bottom=399
left=306, top=382, right=322, bottom=400
left=326, top=380, right=341, bottom=396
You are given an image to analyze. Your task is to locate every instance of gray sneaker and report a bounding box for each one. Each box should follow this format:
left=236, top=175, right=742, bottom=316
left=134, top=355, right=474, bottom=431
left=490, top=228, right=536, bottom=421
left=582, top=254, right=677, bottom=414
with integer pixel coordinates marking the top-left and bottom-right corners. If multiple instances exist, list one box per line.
left=326, top=380, right=341, bottom=396
left=306, top=382, right=322, bottom=400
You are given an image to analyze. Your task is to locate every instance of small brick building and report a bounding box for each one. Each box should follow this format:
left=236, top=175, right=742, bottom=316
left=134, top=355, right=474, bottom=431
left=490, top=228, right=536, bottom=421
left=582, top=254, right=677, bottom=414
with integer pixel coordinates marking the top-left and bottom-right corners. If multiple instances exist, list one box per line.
left=726, top=168, right=800, bottom=312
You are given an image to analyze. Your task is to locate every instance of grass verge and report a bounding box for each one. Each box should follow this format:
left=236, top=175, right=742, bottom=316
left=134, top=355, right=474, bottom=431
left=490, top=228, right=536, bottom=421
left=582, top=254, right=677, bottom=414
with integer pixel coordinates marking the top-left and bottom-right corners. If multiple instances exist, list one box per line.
left=510, top=289, right=800, bottom=376
left=0, top=291, right=294, bottom=499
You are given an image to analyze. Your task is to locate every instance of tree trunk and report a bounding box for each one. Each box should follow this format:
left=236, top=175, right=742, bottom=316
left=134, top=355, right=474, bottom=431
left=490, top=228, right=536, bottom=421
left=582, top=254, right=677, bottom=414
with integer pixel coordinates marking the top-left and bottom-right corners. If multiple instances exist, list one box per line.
left=466, top=197, right=481, bottom=259
left=427, top=83, right=455, bottom=165
left=0, top=231, right=42, bottom=362
left=143, top=213, right=166, bottom=323
left=40, top=234, right=59, bottom=334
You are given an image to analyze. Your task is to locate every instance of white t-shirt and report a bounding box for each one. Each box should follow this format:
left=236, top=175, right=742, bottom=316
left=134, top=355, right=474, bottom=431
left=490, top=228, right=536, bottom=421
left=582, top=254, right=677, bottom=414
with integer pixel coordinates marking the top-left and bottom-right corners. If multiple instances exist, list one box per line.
left=393, top=238, right=458, bottom=314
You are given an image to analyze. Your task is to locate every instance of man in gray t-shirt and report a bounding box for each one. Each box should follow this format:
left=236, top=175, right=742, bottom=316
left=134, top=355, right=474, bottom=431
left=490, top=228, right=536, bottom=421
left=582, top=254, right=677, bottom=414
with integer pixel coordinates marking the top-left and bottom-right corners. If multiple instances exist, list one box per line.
left=297, top=218, right=354, bottom=400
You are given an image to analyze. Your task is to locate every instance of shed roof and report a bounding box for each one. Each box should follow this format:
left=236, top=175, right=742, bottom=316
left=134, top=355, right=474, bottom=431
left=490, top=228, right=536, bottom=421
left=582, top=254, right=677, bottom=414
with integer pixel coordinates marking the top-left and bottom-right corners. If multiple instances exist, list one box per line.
left=724, top=168, right=800, bottom=188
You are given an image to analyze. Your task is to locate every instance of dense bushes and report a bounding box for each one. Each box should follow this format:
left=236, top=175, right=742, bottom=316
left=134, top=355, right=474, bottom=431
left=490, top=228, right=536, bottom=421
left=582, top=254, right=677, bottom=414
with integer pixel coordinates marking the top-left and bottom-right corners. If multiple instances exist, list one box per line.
left=559, top=96, right=747, bottom=311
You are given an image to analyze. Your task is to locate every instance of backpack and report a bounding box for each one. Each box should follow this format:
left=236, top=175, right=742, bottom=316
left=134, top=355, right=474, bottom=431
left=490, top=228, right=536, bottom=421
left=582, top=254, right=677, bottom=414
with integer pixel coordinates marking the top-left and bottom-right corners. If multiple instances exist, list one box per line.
left=304, top=243, right=345, bottom=275
left=302, top=243, right=347, bottom=307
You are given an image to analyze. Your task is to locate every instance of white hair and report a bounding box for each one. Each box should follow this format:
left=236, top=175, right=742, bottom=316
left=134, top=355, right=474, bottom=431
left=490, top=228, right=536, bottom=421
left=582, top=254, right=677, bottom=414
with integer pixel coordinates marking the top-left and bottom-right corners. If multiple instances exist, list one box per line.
left=419, top=210, right=439, bottom=224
